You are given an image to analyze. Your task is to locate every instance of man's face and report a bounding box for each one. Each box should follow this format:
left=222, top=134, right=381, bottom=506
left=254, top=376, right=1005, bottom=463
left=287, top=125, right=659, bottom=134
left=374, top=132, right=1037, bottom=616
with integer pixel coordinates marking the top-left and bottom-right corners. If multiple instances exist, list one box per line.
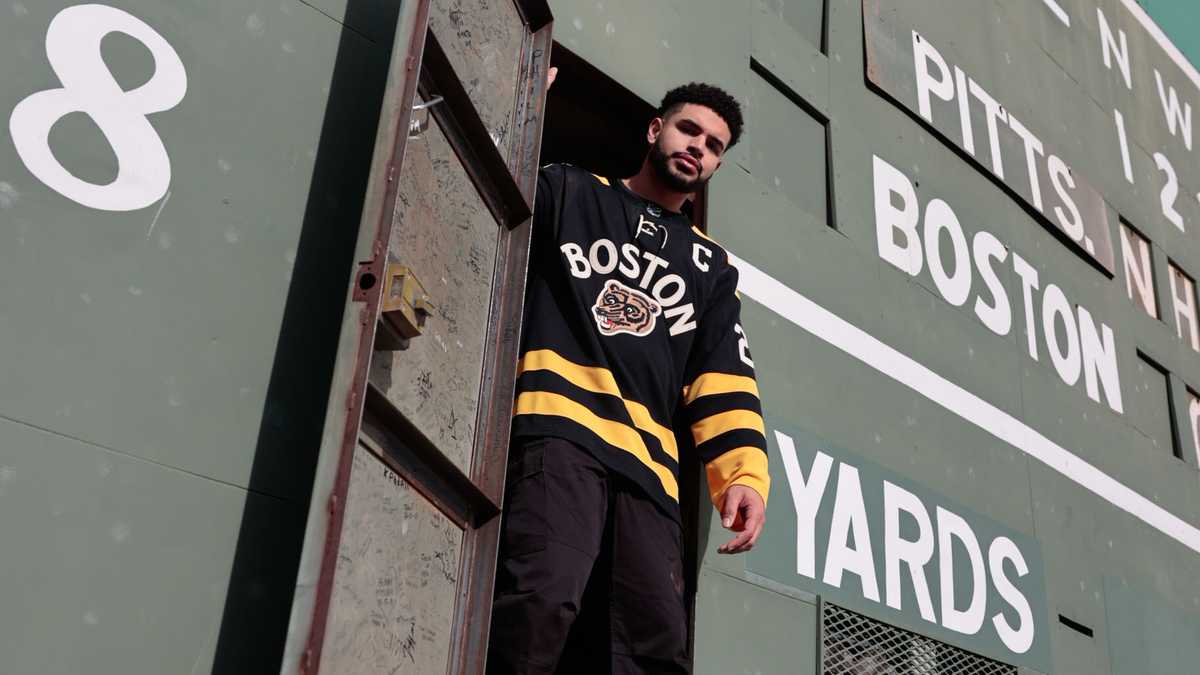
left=646, top=103, right=732, bottom=194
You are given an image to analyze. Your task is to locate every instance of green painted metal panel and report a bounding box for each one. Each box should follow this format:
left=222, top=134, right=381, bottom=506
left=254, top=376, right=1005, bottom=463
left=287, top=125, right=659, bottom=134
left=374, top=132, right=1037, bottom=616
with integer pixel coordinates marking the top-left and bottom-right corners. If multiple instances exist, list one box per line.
left=757, top=0, right=824, bottom=54
left=0, top=416, right=248, bottom=674
left=692, top=569, right=819, bottom=675
left=1105, top=575, right=1200, bottom=675
left=1128, top=355, right=1177, bottom=456
left=554, top=0, right=1200, bottom=673
left=549, top=0, right=752, bottom=153
left=742, top=68, right=827, bottom=225
left=1, top=0, right=401, bottom=670
left=1, top=0, right=1200, bottom=670
left=1, top=0, right=367, bottom=492
left=750, top=1, right=830, bottom=119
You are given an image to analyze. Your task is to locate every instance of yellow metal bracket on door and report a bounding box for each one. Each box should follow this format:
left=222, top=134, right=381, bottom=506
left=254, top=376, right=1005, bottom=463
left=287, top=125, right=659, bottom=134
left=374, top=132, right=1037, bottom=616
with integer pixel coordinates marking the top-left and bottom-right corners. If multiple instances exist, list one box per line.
left=381, top=263, right=434, bottom=340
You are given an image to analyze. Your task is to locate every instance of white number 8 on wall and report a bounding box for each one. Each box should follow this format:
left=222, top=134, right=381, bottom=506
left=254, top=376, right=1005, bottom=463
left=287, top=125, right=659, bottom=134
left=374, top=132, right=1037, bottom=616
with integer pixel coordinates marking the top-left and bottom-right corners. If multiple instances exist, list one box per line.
left=8, top=4, right=187, bottom=212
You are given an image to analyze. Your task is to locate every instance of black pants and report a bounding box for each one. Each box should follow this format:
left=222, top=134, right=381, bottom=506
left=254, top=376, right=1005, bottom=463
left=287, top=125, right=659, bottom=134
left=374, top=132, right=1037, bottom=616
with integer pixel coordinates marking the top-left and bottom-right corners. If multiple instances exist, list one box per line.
left=486, top=436, right=691, bottom=675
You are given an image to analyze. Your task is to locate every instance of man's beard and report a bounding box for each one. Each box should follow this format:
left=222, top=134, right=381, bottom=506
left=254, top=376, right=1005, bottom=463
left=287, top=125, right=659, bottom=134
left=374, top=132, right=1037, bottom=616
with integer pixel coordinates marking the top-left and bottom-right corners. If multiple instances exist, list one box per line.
left=648, top=139, right=708, bottom=194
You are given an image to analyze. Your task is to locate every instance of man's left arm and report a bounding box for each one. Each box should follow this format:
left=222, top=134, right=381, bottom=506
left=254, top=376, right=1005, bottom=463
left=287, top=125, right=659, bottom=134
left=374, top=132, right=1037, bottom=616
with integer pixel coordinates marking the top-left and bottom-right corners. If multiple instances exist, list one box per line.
left=681, top=260, right=770, bottom=555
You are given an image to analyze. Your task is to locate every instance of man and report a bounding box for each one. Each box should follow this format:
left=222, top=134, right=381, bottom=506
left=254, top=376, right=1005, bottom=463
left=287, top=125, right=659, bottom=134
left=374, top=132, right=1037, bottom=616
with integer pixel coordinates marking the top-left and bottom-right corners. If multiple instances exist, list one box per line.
left=488, top=79, right=770, bottom=674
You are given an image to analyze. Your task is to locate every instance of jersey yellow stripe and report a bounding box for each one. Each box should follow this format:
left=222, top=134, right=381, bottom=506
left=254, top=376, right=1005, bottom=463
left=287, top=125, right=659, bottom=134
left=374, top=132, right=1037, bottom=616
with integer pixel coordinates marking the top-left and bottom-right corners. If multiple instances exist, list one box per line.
left=705, top=445, right=771, bottom=508
left=519, top=349, right=678, bottom=460
left=591, top=173, right=611, bottom=186
left=514, top=391, right=679, bottom=500
left=682, top=372, right=760, bottom=406
left=691, top=225, right=719, bottom=245
left=691, top=409, right=766, bottom=446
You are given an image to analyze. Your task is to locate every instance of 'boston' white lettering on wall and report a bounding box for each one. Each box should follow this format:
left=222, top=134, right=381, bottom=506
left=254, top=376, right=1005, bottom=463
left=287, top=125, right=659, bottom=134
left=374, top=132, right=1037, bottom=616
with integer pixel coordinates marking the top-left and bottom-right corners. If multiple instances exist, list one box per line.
left=872, top=155, right=1124, bottom=415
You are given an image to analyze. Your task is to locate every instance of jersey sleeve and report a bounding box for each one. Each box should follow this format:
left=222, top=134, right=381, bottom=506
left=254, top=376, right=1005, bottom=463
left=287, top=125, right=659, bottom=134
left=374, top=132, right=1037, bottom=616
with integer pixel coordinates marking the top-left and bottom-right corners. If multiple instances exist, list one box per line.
left=681, top=257, right=771, bottom=510
left=533, top=163, right=567, bottom=239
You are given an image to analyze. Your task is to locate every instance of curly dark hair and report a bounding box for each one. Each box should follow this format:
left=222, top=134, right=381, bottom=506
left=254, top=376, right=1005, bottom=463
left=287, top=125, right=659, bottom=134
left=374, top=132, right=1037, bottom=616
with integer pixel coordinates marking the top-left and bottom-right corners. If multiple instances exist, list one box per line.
left=657, top=82, right=744, bottom=148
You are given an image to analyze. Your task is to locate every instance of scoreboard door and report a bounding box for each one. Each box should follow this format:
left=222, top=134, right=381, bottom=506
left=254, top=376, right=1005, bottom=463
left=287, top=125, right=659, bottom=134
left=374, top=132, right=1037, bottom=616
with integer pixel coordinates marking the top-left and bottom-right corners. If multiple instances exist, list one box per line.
left=286, top=1, right=552, bottom=672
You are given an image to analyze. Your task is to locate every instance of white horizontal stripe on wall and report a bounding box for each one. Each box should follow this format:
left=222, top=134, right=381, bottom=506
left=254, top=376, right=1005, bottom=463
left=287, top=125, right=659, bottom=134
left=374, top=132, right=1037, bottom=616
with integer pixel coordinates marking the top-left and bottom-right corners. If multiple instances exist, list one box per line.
left=730, top=253, right=1200, bottom=555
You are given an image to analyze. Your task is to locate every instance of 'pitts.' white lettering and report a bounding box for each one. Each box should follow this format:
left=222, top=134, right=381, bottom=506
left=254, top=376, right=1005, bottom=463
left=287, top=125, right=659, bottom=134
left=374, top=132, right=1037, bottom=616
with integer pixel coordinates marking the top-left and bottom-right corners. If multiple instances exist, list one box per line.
left=561, top=237, right=699, bottom=336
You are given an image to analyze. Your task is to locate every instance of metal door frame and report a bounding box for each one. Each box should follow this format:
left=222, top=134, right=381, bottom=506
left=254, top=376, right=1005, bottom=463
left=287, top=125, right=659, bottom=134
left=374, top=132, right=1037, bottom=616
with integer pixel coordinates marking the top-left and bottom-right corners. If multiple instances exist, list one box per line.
left=290, top=1, right=553, bottom=672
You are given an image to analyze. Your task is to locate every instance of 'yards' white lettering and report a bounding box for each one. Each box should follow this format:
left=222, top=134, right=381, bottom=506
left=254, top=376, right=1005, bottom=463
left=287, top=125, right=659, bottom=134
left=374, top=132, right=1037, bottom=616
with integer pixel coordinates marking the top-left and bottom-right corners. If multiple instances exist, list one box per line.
left=989, top=537, right=1035, bottom=654
left=774, top=432, right=1039, bottom=654
left=937, top=507, right=987, bottom=636
left=776, top=433, right=833, bottom=579
left=823, top=463, right=881, bottom=602
left=883, top=481, right=937, bottom=622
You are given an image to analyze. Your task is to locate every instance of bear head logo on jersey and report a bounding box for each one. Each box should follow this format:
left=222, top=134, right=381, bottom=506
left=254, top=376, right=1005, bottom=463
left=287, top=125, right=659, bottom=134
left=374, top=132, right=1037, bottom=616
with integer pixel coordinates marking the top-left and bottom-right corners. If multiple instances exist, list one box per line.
left=592, top=279, right=661, bottom=337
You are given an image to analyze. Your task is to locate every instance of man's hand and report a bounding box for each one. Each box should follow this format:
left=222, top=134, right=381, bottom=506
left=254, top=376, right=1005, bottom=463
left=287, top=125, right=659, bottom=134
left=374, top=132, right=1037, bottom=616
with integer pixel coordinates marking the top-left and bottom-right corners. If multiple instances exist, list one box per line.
left=547, top=66, right=558, bottom=89
left=716, top=485, right=765, bottom=554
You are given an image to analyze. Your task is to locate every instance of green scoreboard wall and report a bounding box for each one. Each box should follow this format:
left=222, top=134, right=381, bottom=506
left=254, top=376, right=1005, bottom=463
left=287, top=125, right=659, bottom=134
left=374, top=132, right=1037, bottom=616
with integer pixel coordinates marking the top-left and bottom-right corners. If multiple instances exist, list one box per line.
left=552, top=0, right=1200, bottom=673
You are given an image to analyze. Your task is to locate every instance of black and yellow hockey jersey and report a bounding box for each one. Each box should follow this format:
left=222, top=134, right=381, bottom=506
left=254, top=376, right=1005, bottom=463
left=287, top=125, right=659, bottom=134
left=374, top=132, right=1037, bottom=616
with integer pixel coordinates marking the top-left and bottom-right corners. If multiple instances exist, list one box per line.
left=511, top=163, right=770, bottom=520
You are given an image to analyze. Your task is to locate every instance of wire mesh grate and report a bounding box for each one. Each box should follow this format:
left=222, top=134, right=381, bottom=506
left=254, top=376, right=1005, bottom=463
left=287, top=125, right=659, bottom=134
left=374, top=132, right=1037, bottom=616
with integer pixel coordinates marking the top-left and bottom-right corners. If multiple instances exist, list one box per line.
left=821, top=603, right=1017, bottom=675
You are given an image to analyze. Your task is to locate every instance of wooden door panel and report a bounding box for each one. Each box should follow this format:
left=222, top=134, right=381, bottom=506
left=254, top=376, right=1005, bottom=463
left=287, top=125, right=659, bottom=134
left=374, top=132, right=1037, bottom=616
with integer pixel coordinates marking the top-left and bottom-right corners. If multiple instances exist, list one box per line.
left=320, top=441, right=464, bottom=673
left=368, top=111, right=502, bottom=475
left=298, top=2, right=552, bottom=672
left=428, top=0, right=529, bottom=158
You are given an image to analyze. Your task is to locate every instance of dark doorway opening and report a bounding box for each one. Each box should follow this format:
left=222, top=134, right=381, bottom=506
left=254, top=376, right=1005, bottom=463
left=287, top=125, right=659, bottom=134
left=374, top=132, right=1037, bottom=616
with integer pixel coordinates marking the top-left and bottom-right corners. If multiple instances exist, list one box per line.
left=543, top=44, right=707, bottom=224
left=536, top=40, right=711, bottom=660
